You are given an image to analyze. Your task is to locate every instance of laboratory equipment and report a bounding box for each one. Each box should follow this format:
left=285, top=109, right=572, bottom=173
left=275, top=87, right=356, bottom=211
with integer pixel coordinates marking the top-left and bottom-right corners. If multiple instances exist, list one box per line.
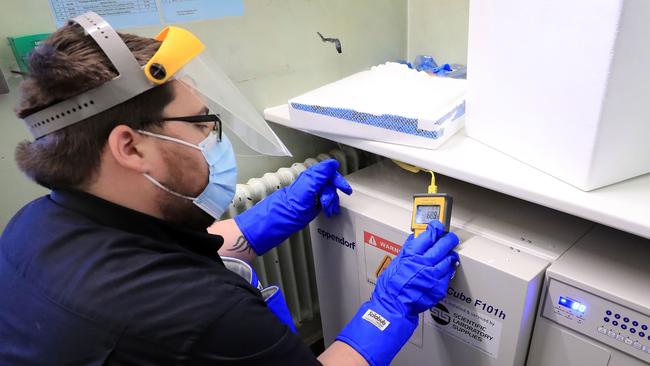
left=411, top=193, right=452, bottom=235
left=465, top=0, right=650, bottom=190
left=309, top=161, right=593, bottom=365
left=527, top=225, right=650, bottom=366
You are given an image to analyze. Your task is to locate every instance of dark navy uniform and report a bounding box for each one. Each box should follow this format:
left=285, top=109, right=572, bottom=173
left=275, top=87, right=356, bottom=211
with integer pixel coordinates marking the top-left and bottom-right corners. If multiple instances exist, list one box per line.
left=0, top=190, right=320, bottom=365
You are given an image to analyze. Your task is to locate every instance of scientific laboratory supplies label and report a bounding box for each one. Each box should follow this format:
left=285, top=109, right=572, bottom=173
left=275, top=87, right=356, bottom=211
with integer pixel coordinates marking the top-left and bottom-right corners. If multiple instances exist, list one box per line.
left=426, top=298, right=502, bottom=358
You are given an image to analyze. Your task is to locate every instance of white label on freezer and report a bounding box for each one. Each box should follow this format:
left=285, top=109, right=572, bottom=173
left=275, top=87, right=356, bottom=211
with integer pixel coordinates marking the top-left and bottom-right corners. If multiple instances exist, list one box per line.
left=426, top=297, right=502, bottom=359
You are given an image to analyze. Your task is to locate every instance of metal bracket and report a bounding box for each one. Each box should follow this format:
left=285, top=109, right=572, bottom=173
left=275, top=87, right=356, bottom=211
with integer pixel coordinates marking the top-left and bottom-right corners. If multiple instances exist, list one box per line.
left=0, top=69, right=9, bottom=95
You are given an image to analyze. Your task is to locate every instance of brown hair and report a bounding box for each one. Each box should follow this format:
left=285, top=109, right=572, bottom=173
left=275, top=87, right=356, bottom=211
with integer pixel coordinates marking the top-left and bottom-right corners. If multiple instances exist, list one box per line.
left=14, top=21, right=174, bottom=190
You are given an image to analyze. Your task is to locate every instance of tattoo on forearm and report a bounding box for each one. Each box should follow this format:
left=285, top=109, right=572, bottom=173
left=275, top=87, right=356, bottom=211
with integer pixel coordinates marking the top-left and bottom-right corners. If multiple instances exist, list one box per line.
left=229, top=235, right=252, bottom=254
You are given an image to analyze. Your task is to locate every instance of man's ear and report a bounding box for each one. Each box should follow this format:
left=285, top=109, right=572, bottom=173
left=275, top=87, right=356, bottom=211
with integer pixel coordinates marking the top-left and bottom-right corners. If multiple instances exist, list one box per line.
left=106, top=125, right=152, bottom=174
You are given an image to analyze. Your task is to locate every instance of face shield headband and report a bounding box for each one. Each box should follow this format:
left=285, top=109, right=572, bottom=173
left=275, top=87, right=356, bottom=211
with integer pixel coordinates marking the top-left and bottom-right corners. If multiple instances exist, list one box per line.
left=21, top=11, right=290, bottom=157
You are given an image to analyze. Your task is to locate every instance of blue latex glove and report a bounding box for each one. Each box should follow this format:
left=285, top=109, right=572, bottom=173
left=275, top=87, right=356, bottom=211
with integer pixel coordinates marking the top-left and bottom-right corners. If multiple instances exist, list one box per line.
left=261, top=286, right=297, bottom=333
left=235, top=159, right=353, bottom=255
left=222, top=257, right=297, bottom=332
left=432, top=63, right=453, bottom=76
left=337, top=221, right=460, bottom=366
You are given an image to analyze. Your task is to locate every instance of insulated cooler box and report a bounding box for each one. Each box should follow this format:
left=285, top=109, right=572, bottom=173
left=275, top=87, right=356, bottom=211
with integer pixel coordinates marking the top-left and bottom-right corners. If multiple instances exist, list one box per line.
left=309, top=162, right=593, bottom=366
left=289, top=63, right=466, bottom=150
left=465, top=0, right=650, bottom=190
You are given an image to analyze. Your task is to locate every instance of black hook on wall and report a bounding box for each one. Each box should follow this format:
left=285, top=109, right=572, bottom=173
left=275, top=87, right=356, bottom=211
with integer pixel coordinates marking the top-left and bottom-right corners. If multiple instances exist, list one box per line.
left=317, top=32, right=342, bottom=54
left=0, top=69, right=9, bottom=95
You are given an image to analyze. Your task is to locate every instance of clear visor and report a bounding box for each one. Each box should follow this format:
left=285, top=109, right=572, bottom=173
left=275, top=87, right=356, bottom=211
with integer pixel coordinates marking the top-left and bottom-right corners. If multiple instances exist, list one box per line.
left=175, top=54, right=291, bottom=157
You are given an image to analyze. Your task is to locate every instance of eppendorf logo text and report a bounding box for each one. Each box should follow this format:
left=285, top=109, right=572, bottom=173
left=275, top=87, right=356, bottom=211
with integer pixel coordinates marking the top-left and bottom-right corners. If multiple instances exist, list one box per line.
left=317, top=228, right=356, bottom=250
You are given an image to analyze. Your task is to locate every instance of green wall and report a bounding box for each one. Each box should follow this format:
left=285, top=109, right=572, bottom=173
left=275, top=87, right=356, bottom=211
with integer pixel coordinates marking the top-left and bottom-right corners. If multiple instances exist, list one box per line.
left=0, top=0, right=407, bottom=229
left=408, top=0, right=469, bottom=65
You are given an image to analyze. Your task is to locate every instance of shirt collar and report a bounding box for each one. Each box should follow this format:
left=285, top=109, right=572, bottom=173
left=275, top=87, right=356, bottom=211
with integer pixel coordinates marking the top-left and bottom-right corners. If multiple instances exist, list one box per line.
left=50, top=189, right=224, bottom=260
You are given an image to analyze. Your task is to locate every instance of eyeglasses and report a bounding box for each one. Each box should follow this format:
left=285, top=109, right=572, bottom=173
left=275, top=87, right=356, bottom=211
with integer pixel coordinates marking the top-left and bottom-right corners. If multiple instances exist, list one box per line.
left=157, top=114, right=222, bottom=142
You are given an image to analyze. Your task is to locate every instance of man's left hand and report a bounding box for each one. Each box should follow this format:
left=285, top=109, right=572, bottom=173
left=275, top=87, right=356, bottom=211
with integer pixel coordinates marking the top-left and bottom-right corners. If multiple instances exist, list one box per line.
left=235, top=159, right=352, bottom=255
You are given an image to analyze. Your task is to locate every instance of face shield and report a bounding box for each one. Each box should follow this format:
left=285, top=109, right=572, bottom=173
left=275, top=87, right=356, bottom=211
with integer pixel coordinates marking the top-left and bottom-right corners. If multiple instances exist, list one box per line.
left=22, top=11, right=291, bottom=157
left=173, top=56, right=291, bottom=156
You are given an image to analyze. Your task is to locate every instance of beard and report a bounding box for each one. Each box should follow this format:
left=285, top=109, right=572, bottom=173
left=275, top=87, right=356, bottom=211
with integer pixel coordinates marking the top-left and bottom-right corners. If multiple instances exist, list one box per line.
left=156, top=148, right=215, bottom=231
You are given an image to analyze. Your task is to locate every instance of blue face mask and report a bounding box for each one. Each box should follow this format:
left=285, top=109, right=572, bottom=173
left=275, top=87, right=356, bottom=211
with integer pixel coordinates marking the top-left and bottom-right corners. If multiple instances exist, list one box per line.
left=138, top=129, right=237, bottom=219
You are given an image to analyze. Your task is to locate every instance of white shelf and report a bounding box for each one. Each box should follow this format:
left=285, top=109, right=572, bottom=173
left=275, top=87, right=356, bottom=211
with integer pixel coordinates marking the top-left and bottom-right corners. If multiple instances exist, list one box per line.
left=265, top=104, right=650, bottom=239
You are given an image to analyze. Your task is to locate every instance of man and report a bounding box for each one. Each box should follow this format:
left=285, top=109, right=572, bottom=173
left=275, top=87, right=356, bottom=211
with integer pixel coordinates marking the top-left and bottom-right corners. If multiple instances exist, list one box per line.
left=0, top=13, right=459, bottom=366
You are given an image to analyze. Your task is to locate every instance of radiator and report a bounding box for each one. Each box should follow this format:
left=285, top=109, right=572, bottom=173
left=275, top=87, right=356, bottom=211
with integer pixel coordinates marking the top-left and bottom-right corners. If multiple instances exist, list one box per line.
left=223, top=146, right=379, bottom=342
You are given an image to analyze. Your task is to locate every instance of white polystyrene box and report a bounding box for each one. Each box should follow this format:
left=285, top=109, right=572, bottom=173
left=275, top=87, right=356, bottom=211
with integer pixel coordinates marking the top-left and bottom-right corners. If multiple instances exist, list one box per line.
left=465, top=0, right=650, bottom=191
left=288, top=62, right=466, bottom=150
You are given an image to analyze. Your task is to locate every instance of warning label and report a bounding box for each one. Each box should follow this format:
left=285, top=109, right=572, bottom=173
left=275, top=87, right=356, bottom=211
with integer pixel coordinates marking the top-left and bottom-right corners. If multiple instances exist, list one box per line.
left=426, top=298, right=502, bottom=358
left=364, top=231, right=402, bottom=255
left=364, top=231, right=402, bottom=284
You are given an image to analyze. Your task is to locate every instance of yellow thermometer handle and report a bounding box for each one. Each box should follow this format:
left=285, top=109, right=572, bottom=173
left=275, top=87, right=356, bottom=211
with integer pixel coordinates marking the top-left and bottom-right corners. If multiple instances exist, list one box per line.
left=413, top=229, right=426, bottom=238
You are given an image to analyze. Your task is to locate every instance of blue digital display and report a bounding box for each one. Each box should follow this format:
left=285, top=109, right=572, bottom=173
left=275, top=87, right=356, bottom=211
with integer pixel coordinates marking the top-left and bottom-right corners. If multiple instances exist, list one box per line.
left=559, top=296, right=587, bottom=312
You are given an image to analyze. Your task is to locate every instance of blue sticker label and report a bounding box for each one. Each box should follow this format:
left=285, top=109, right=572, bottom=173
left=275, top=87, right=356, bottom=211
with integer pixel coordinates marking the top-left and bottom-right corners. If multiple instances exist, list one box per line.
left=160, top=0, right=244, bottom=24
left=50, top=0, right=161, bottom=29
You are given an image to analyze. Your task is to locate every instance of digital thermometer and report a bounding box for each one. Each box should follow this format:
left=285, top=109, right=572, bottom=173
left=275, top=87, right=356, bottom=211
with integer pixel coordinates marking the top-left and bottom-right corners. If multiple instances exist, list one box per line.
left=411, top=193, right=452, bottom=237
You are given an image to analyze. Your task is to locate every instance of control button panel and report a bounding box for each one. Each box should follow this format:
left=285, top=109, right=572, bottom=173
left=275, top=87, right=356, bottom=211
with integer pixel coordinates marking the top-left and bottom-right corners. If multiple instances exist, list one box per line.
left=543, top=279, right=650, bottom=363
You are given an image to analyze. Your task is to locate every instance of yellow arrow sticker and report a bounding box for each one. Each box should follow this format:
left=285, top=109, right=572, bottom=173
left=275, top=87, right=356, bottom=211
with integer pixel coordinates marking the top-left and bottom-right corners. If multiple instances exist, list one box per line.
left=375, top=255, right=393, bottom=278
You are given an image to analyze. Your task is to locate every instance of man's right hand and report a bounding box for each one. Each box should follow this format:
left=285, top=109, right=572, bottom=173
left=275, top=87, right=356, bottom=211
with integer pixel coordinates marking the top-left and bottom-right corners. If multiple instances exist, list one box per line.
left=373, top=221, right=459, bottom=317
left=323, top=221, right=459, bottom=366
